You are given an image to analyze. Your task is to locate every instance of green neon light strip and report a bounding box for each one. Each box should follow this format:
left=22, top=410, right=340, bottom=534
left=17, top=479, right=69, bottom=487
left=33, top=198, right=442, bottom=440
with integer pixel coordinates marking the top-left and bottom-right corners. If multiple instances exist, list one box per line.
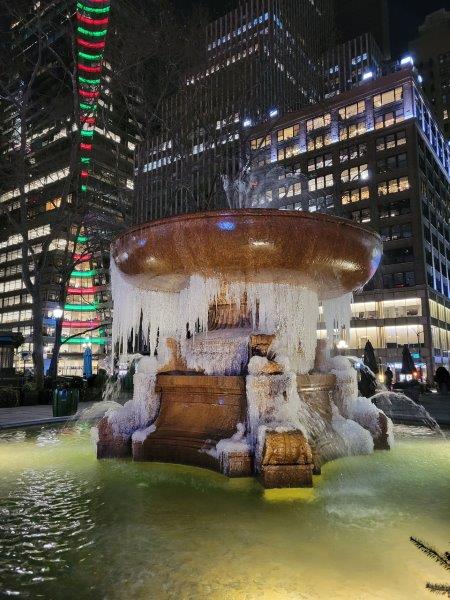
left=71, top=269, right=97, bottom=277
left=64, top=303, right=98, bottom=311
left=80, top=157, right=91, bottom=164
left=78, top=51, right=103, bottom=61
left=77, top=235, right=89, bottom=242
left=77, top=27, right=107, bottom=38
left=79, top=76, right=101, bottom=85
left=79, top=102, right=97, bottom=111
left=81, top=129, right=94, bottom=137
left=63, top=337, right=107, bottom=345
left=77, top=2, right=110, bottom=14
left=80, top=185, right=88, bottom=192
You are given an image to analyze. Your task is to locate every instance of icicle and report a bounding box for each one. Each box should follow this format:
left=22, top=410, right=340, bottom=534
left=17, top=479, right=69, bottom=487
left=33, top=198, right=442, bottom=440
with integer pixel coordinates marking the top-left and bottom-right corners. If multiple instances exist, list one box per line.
left=322, top=292, right=352, bottom=347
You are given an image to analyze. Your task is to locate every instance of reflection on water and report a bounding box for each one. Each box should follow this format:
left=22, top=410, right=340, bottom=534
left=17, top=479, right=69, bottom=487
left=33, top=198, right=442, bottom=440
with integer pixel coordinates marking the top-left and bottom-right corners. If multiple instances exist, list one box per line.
left=0, top=425, right=448, bottom=599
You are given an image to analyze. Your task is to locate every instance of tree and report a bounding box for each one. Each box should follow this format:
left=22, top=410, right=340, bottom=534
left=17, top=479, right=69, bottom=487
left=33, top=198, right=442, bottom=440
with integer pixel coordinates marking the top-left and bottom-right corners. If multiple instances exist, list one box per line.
left=363, top=340, right=379, bottom=374
left=401, top=344, right=417, bottom=375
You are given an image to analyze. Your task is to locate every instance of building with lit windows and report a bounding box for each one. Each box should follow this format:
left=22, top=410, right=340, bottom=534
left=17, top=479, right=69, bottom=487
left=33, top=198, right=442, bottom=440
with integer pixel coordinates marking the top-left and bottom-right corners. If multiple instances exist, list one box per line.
left=333, top=0, right=391, bottom=61
left=248, top=65, right=450, bottom=380
left=409, top=9, right=450, bottom=140
left=323, top=33, right=383, bottom=98
left=0, top=1, right=136, bottom=375
left=134, top=0, right=333, bottom=223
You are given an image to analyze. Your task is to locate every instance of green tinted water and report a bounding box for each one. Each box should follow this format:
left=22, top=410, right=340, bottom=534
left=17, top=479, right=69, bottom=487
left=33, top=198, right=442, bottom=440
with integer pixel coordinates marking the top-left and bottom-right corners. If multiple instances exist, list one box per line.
left=0, top=426, right=448, bottom=599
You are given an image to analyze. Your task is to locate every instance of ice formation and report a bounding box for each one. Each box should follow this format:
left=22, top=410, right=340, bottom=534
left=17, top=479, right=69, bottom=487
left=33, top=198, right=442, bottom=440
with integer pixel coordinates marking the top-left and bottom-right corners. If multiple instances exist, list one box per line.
left=131, top=424, right=156, bottom=443
left=111, top=260, right=319, bottom=374
left=205, top=423, right=251, bottom=471
left=322, top=292, right=352, bottom=346
left=182, top=329, right=250, bottom=376
left=106, top=355, right=161, bottom=439
left=329, top=356, right=393, bottom=446
left=330, top=405, right=374, bottom=455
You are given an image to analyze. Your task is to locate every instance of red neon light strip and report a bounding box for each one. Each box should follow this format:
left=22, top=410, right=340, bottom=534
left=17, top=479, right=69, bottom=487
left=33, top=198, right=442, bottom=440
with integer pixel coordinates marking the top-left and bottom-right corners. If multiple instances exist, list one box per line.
left=67, top=286, right=99, bottom=294
left=80, top=143, right=93, bottom=150
left=80, top=116, right=96, bottom=124
left=78, top=63, right=102, bottom=73
left=63, top=320, right=100, bottom=329
left=72, top=253, right=93, bottom=261
left=77, top=38, right=106, bottom=49
left=82, top=0, right=110, bottom=3
left=80, top=170, right=89, bottom=178
left=79, top=89, right=99, bottom=98
left=77, top=14, right=109, bottom=26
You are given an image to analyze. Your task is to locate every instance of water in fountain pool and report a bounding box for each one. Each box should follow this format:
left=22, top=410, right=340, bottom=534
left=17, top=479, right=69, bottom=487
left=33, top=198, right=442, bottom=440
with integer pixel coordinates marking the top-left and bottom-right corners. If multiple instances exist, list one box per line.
left=0, top=424, right=447, bottom=599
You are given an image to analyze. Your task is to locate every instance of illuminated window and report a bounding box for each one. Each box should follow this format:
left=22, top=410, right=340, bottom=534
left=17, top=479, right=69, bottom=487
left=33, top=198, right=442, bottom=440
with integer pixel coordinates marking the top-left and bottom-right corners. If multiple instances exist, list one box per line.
left=277, top=145, right=300, bottom=161
left=277, top=124, right=300, bottom=142
left=373, top=86, right=403, bottom=108
left=341, top=163, right=368, bottom=183
left=340, top=143, right=367, bottom=162
left=308, top=174, right=333, bottom=191
left=45, top=197, right=62, bottom=211
left=378, top=177, right=410, bottom=196
left=307, top=153, right=332, bottom=172
left=376, top=130, right=406, bottom=151
left=339, top=101, right=365, bottom=120
left=306, top=114, right=331, bottom=132
left=251, top=135, right=271, bottom=150
left=341, top=186, right=369, bottom=205
left=307, top=132, right=332, bottom=150
left=339, top=120, right=366, bottom=140
left=374, top=108, right=404, bottom=130
left=278, top=182, right=301, bottom=198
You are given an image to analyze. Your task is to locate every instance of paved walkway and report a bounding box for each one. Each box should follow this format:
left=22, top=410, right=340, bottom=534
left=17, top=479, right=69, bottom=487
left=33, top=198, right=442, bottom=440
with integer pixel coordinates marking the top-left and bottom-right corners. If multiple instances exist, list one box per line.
left=0, top=401, right=95, bottom=429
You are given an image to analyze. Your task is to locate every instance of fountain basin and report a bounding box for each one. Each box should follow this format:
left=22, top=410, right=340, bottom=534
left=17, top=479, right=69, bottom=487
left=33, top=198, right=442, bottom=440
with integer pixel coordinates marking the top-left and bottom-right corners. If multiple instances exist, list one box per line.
left=112, top=209, right=382, bottom=297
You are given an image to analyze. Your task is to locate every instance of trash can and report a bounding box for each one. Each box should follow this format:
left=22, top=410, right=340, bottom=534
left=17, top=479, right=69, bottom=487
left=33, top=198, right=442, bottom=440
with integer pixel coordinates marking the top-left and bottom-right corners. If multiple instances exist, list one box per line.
left=52, top=388, right=79, bottom=417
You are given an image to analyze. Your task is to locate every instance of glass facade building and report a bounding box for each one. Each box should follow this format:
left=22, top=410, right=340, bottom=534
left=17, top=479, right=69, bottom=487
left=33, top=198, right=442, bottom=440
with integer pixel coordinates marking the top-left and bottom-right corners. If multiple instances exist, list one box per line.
left=134, top=0, right=333, bottom=223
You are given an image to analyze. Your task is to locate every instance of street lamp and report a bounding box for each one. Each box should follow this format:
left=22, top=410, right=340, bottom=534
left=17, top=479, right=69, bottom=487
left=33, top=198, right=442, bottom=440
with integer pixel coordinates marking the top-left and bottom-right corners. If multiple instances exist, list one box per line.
left=53, top=307, right=64, bottom=320
left=336, top=340, right=348, bottom=350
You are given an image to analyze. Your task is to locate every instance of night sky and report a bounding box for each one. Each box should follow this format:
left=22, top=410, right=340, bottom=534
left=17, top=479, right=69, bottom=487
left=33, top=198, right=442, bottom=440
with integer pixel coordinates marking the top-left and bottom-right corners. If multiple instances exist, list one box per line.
left=173, top=0, right=448, bottom=58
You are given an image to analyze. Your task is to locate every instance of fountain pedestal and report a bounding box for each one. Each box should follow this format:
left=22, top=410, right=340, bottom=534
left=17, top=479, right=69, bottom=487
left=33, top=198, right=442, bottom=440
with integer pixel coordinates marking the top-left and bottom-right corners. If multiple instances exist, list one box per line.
left=132, top=374, right=252, bottom=476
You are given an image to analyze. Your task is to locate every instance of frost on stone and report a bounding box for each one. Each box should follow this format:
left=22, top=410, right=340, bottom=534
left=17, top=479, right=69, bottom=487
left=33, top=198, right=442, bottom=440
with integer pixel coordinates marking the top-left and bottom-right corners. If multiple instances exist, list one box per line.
left=182, top=329, right=250, bottom=376
left=330, top=405, right=374, bottom=456
left=131, top=424, right=156, bottom=443
left=328, top=355, right=393, bottom=444
left=205, top=423, right=251, bottom=464
left=105, top=355, right=161, bottom=440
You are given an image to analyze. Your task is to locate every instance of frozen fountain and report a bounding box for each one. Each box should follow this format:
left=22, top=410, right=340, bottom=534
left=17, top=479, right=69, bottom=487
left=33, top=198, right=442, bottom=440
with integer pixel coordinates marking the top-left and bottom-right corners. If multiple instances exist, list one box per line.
left=97, top=208, right=391, bottom=487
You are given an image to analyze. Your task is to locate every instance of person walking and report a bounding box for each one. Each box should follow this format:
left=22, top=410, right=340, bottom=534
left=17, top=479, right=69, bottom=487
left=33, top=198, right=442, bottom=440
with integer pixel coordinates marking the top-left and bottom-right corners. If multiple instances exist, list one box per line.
left=384, top=366, right=394, bottom=390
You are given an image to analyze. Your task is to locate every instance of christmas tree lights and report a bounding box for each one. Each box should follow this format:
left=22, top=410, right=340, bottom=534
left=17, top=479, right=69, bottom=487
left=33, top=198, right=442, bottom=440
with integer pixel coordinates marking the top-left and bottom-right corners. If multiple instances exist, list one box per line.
left=63, top=0, right=111, bottom=366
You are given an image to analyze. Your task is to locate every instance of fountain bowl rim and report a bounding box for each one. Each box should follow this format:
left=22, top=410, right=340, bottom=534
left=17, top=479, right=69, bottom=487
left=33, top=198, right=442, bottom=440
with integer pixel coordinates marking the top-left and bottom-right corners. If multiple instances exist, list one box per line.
left=113, top=208, right=381, bottom=245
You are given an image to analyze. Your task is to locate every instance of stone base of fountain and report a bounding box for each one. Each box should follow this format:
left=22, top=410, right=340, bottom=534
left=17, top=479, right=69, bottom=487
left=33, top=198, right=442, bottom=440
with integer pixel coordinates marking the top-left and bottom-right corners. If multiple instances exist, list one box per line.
left=260, top=431, right=314, bottom=488
left=132, top=374, right=253, bottom=476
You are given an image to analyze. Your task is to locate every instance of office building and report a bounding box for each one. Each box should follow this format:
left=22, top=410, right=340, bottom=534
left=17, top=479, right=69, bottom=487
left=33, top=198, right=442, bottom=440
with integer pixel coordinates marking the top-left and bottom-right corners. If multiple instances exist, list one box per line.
left=409, top=9, right=450, bottom=140
left=333, top=0, right=390, bottom=60
left=323, top=33, right=383, bottom=98
left=0, top=1, right=136, bottom=375
left=134, top=0, right=333, bottom=223
left=248, top=66, right=450, bottom=379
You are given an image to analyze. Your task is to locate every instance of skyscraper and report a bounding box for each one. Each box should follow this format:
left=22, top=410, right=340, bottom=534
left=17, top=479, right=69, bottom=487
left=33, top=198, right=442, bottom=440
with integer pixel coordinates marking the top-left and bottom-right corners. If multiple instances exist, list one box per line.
left=134, top=0, right=333, bottom=223
left=333, top=0, right=390, bottom=60
left=409, top=9, right=450, bottom=140
left=0, top=1, right=137, bottom=375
